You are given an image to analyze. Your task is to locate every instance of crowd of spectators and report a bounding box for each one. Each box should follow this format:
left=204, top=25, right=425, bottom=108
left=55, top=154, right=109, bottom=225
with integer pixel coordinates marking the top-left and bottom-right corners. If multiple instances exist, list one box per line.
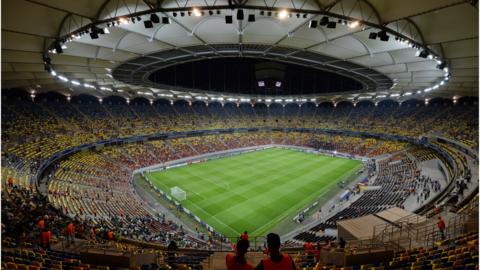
left=1, top=92, right=478, bottom=250
left=409, top=175, right=442, bottom=204
left=2, top=94, right=477, bottom=171
left=38, top=132, right=403, bottom=246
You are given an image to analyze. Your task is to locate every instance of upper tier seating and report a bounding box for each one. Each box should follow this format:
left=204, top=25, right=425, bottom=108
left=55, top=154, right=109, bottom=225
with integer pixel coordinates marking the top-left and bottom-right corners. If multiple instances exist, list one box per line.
left=2, top=95, right=477, bottom=171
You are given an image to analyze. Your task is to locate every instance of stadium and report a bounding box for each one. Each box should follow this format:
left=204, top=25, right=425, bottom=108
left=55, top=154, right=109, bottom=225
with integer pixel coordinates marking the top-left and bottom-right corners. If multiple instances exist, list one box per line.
left=1, top=0, right=479, bottom=270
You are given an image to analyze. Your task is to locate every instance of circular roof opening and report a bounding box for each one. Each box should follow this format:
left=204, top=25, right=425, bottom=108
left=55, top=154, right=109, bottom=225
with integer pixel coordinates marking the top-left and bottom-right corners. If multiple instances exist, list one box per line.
left=147, top=57, right=363, bottom=96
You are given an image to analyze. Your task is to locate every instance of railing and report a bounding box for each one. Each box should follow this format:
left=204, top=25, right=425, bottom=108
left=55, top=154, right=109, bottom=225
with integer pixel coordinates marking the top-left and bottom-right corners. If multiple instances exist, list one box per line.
left=457, top=194, right=479, bottom=214
left=367, top=139, right=477, bottom=250
left=372, top=212, right=428, bottom=241
left=344, top=237, right=396, bottom=253
left=424, top=195, right=479, bottom=247
left=73, top=240, right=217, bottom=269
left=222, top=236, right=268, bottom=251
left=424, top=214, right=477, bottom=248
left=371, top=192, right=479, bottom=250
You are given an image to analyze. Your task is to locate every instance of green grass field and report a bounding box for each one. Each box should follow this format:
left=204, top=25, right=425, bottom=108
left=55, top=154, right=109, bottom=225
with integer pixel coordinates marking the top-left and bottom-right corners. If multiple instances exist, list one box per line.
left=146, top=147, right=361, bottom=237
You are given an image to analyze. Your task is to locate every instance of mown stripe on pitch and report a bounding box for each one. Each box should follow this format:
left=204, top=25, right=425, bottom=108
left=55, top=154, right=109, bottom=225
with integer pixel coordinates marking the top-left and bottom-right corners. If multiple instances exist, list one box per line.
left=146, top=148, right=361, bottom=236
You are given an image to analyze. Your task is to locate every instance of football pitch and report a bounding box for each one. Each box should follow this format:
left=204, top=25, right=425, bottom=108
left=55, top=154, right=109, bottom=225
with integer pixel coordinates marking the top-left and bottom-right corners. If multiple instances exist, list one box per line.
left=146, top=147, right=362, bottom=237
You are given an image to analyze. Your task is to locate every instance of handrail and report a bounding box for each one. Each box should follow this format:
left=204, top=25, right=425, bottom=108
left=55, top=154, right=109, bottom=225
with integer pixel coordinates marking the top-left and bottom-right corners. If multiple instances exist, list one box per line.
left=372, top=192, right=479, bottom=251
left=457, top=194, right=479, bottom=214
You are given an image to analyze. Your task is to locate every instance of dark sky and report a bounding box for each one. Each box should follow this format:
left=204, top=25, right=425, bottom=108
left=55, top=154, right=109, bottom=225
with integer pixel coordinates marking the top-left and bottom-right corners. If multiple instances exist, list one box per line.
left=148, top=57, right=363, bottom=95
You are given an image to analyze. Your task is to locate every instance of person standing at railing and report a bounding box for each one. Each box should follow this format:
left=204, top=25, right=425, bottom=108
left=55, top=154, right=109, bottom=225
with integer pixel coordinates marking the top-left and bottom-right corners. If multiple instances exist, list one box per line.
left=241, top=230, right=249, bottom=241
left=38, top=217, right=45, bottom=231
left=167, top=240, right=179, bottom=269
left=107, top=230, right=114, bottom=241
left=437, top=216, right=446, bottom=240
left=41, top=228, right=52, bottom=250
left=66, top=222, right=75, bottom=245
left=338, top=237, right=346, bottom=249
left=304, top=240, right=314, bottom=266
left=226, top=239, right=253, bottom=270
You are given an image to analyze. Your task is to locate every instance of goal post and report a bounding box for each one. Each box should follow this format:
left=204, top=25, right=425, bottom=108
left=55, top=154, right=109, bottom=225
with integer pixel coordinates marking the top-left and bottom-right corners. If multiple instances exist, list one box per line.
left=171, top=186, right=186, bottom=201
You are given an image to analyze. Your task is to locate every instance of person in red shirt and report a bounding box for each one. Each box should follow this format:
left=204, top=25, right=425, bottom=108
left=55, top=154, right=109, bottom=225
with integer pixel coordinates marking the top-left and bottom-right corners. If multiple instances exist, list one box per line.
left=304, top=241, right=313, bottom=253
left=437, top=216, right=446, bottom=240
left=41, top=229, right=51, bottom=250
left=66, top=222, right=75, bottom=245
left=255, top=233, right=295, bottom=270
left=226, top=239, right=253, bottom=270
left=240, top=231, right=249, bottom=241
left=7, top=177, right=13, bottom=188
left=107, top=230, right=114, bottom=241
left=304, top=240, right=314, bottom=266
left=38, top=219, right=45, bottom=230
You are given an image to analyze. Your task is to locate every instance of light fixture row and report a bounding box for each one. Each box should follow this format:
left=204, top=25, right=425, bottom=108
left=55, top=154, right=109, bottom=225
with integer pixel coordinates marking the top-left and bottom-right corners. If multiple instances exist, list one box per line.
left=44, top=64, right=450, bottom=107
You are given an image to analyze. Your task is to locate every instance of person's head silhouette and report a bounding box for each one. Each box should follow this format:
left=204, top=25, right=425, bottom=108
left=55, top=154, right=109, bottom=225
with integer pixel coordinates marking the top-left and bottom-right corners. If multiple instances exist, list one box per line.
left=266, top=233, right=281, bottom=255
left=227, top=239, right=251, bottom=267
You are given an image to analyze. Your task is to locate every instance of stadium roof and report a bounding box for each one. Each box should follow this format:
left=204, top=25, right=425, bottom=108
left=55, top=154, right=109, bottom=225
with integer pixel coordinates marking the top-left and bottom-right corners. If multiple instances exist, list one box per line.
left=2, top=0, right=478, bottom=104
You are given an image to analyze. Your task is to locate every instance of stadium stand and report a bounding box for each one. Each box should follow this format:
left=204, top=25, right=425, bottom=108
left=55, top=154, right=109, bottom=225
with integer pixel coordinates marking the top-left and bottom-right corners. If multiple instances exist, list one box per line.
left=2, top=95, right=477, bottom=259
left=1, top=1, right=478, bottom=269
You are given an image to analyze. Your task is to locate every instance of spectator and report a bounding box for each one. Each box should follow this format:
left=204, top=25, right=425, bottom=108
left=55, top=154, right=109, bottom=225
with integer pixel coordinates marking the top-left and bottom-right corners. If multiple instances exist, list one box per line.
left=241, top=230, right=249, bottom=240
left=41, top=228, right=51, bottom=249
left=304, top=240, right=313, bottom=252
left=226, top=239, right=253, bottom=270
left=38, top=218, right=45, bottom=230
left=304, top=240, right=314, bottom=266
left=313, top=243, right=321, bottom=264
left=437, top=216, right=446, bottom=240
left=338, top=237, right=346, bottom=249
left=7, top=177, right=14, bottom=188
left=107, top=230, right=114, bottom=241
left=322, top=239, right=332, bottom=251
left=166, top=240, right=179, bottom=269
left=66, top=222, right=75, bottom=245
left=254, top=233, right=295, bottom=270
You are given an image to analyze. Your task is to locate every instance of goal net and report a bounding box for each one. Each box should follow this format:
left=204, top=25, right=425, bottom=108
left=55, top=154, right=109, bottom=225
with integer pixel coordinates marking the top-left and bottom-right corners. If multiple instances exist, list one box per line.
left=171, top=186, right=186, bottom=201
